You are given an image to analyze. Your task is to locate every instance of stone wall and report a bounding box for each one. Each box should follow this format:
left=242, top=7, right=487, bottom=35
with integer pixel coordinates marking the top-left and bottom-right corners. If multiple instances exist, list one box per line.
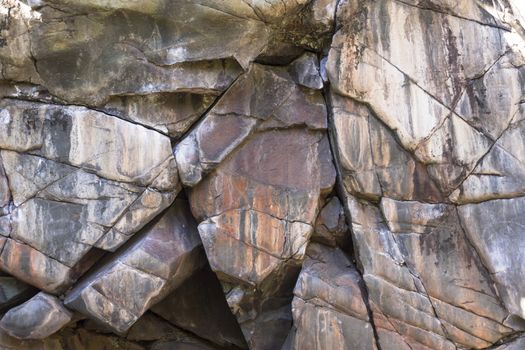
left=0, top=0, right=524, bottom=349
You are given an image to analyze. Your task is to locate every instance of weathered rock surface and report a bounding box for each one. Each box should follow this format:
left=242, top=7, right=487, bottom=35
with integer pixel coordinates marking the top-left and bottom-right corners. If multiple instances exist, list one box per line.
left=65, top=198, right=203, bottom=334
left=184, top=62, right=335, bottom=349
left=459, top=198, right=525, bottom=324
left=0, top=0, right=525, bottom=349
left=0, top=292, right=72, bottom=339
left=0, top=99, right=180, bottom=293
left=288, top=243, right=376, bottom=350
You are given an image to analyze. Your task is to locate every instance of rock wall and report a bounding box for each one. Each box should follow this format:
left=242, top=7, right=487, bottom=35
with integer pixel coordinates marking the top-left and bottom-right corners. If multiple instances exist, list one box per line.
left=0, top=0, right=524, bottom=349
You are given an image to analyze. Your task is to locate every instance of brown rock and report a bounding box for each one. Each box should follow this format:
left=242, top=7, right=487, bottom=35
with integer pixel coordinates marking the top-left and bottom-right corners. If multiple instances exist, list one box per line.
left=0, top=238, right=74, bottom=294
left=185, top=63, right=335, bottom=349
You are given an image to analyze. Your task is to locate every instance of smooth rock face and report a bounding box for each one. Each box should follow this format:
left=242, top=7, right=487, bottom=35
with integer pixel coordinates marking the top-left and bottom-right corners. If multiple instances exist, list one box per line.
left=65, top=199, right=204, bottom=334
left=1, top=0, right=525, bottom=349
left=0, top=292, right=72, bottom=339
left=459, top=198, right=525, bottom=321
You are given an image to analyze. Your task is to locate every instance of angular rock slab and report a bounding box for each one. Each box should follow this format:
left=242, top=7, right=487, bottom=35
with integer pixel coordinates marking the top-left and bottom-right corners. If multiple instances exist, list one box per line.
left=311, top=196, right=350, bottom=249
left=65, top=199, right=204, bottom=334
left=191, top=129, right=331, bottom=349
left=451, top=118, right=525, bottom=203
left=0, top=100, right=175, bottom=185
left=459, top=197, right=525, bottom=323
left=100, top=92, right=217, bottom=139
left=0, top=238, right=76, bottom=294
left=186, top=64, right=335, bottom=349
left=6, top=0, right=335, bottom=105
left=176, top=63, right=329, bottom=187
left=380, top=198, right=513, bottom=346
left=0, top=292, right=72, bottom=339
left=289, top=243, right=377, bottom=350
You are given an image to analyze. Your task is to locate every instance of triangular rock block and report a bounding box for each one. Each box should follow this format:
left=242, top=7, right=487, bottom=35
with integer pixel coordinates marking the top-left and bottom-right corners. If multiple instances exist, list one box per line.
left=152, top=265, right=248, bottom=349
left=64, top=198, right=204, bottom=334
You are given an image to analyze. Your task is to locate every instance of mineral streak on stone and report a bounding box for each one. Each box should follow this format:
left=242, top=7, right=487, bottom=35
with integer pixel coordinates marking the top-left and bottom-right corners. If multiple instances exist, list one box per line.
left=64, top=198, right=204, bottom=334
left=187, top=62, right=335, bottom=348
left=0, top=0, right=524, bottom=349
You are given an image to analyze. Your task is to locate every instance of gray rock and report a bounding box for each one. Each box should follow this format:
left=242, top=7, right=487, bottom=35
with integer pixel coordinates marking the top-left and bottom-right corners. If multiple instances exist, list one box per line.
left=0, top=152, right=10, bottom=211
left=126, top=312, right=188, bottom=342
left=100, top=93, right=217, bottom=139
left=494, top=335, right=525, bottom=350
left=0, top=292, right=72, bottom=339
left=311, top=196, right=350, bottom=249
left=287, top=53, right=323, bottom=89
left=0, top=100, right=175, bottom=186
left=65, top=199, right=204, bottom=334
left=459, top=198, right=525, bottom=324
left=451, top=118, right=525, bottom=203
left=330, top=93, right=442, bottom=202
left=0, top=0, right=41, bottom=84
left=343, top=194, right=515, bottom=349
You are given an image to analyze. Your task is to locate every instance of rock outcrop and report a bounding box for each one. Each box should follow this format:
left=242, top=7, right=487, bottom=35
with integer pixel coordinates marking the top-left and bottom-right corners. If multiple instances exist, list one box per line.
left=0, top=0, right=524, bottom=349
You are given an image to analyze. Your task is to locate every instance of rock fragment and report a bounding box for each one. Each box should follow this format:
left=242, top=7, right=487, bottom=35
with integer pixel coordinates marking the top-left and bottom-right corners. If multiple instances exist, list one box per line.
left=0, top=292, right=72, bottom=339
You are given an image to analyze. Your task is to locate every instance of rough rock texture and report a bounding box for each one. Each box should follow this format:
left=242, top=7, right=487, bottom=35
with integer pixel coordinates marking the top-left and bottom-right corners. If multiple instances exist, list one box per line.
left=287, top=243, right=376, bottom=350
left=65, top=198, right=204, bottom=334
left=0, top=0, right=524, bottom=349
left=183, top=62, right=336, bottom=349
left=0, top=292, right=72, bottom=339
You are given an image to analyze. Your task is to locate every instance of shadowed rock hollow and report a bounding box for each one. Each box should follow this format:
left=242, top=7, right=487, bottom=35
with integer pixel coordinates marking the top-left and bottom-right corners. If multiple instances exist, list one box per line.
left=0, top=0, right=525, bottom=349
